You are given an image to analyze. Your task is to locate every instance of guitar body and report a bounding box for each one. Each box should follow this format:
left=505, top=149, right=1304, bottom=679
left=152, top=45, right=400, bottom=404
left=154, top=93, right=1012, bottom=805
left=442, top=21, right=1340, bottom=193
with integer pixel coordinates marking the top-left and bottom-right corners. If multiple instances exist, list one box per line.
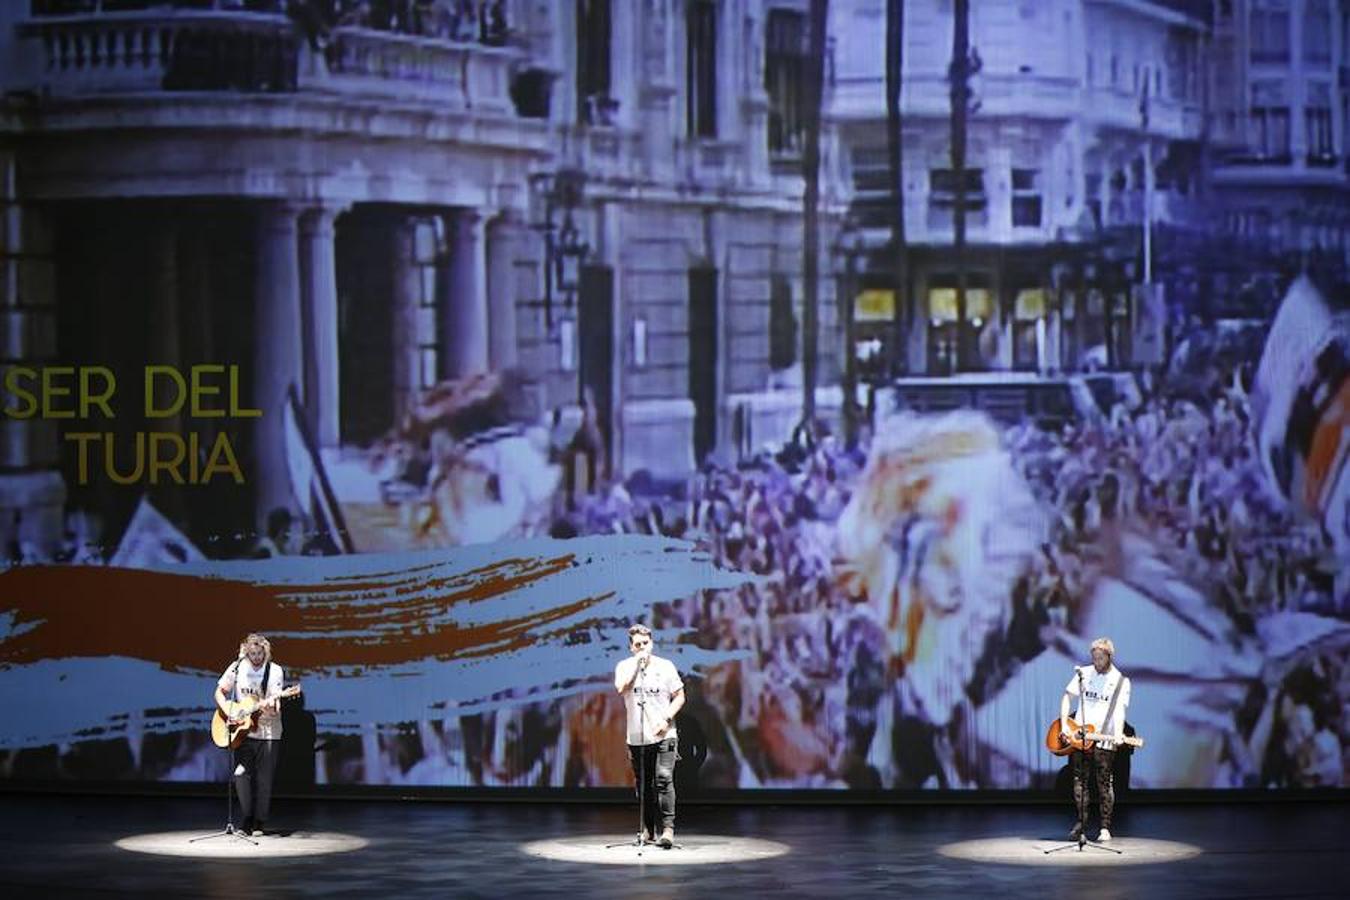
left=1046, top=716, right=1097, bottom=756
left=1045, top=716, right=1144, bottom=756
left=211, top=698, right=261, bottom=750
left=211, top=685, right=302, bottom=749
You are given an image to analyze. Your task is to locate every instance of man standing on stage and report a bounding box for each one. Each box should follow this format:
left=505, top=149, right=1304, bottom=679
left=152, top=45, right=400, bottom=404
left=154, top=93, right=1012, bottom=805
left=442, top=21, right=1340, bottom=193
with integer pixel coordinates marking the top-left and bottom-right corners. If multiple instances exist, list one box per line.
left=614, top=623, right=684, bottom=848
left=215, top=633, right=285, bottom=837
left=1060, top=637, right=1131, bottom=842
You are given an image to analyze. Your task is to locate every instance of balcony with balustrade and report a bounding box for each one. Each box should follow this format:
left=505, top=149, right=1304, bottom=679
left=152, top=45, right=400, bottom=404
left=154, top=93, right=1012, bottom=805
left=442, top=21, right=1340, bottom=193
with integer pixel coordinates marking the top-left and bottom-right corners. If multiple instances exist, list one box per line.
left=9, top=1, right=536, bottom=122
left=2, top=1, right=552, bottom=204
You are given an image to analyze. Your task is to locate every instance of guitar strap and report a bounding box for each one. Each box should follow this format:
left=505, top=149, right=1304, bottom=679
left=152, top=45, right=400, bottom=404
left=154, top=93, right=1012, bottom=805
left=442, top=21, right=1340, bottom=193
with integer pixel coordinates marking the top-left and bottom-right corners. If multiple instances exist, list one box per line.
left=1100, top=673, right=1128, bottom=748
left=229, top=658, right=242, bottom=703
left=262, top=660, right=272, bottom=702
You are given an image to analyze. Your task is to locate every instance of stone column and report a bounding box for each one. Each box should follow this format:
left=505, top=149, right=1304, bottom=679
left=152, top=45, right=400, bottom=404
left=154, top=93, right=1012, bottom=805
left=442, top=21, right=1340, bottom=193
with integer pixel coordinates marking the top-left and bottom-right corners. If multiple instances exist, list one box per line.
left=439, top=208, right=488, bottom=379
left=741, top=9, right=771, bottom=189
left=639, top=0, right=676, bottom=181
left=390, top=216, right=422, bottom=422
left=147, top=217, right=182, bottom=432
left=1100, top=160, right=1116, bottom=228
left=990, top=146, right=1013, bottom=243
left=0, top=153, right=63, bottom=556
left=486, top=209, right=523, bottom=370
left=299, top=204, right=342, bottom=449
left=252, top=201, right=304, bottom=523
left=180, top=222, right=217, bottom=370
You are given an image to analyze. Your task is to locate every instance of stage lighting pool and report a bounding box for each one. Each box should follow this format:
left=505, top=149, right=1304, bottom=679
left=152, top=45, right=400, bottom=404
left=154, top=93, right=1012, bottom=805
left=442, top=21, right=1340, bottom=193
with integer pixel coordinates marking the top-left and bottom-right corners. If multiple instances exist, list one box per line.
left=522, top=833, right=791, bottom=865
left=115, top=830, right=369, bottom=859
left=938, top=836, right=1202, bottom=866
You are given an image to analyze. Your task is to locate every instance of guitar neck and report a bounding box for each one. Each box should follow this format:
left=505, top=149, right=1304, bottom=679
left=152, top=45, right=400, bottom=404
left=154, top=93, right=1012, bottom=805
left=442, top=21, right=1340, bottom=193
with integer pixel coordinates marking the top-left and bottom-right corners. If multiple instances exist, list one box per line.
left=1083, top=732, right=1142, bottom=747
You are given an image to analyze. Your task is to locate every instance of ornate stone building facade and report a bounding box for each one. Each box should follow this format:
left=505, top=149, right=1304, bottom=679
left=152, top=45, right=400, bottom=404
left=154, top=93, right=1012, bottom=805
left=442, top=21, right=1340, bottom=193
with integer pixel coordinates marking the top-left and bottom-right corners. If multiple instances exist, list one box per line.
left=833, top=0, right=1208, bottom=377
left=0, top=1, right=848, bottom=550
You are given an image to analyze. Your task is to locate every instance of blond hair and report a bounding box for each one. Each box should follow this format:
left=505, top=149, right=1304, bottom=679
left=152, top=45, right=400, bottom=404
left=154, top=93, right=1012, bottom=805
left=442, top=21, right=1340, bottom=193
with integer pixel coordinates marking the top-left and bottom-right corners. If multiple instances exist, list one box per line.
left=239, top=633, right=272, bottom=664
left=1090, top=637, right=1115, bottom=659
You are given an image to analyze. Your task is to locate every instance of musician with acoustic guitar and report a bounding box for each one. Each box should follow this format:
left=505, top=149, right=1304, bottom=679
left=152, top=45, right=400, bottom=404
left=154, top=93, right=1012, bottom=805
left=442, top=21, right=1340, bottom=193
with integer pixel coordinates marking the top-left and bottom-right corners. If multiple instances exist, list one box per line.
left=1057, top=637, right=1132, bottom=843
left=214, top=633, right=294, bottom=837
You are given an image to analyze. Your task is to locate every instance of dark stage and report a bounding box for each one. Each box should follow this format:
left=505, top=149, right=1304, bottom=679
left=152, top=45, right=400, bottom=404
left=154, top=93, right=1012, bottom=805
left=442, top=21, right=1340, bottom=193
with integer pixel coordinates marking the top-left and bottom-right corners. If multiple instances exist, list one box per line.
left=0, top=795, right=1346, bottom=899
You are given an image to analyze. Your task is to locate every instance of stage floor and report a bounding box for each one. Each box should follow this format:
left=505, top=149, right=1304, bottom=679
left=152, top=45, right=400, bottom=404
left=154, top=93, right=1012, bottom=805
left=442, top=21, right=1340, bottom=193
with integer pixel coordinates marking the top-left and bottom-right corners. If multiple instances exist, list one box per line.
left=0, top=795, right=1345, bottom=899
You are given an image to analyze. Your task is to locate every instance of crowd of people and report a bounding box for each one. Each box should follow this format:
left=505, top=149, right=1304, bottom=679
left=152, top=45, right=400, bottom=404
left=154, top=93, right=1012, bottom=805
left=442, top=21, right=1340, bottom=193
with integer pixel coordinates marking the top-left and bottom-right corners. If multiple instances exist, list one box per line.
left=524, top=363, right=1344, bottom=791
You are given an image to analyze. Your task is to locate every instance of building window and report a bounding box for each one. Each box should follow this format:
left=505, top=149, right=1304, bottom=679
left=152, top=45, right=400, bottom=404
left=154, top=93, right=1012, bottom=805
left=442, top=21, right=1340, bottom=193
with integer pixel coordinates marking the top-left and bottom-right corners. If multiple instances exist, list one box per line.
left=769, top=274, right=798, bottom=371
left=1165, top=30, right=1200, bottom=102
left=1251, top=2, right=1291, bottom=64
left=927, top=168, right=987, bottom=232
left=687, top=0, right=718, bottom=138
left=1247, top=107, right=1290, bottom=159
left=1307, top=107, right=1334, bottom=161
left=1304, top=0, right=1332, bottom=66
left=929, top=168, right=987, bottom=209
left=576, top=0, right=614, bottom=126
left=850, top=146, right=893, bottom=229
left=1251, top=107, right=1291, bottom=159
left=1251, top=81, right=1290, bottom=160
left=765, top=9, right=807, bottom=158
left=1011, top=169, right=1043, bottom=227
left=1307, top=83, right=1335, bottom=163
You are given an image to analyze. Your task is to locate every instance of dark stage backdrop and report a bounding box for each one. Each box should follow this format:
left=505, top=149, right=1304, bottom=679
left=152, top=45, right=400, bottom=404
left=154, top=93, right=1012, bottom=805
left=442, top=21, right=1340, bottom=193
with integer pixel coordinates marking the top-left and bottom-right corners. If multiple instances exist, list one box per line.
left=0, top=274, right=1345, bottom=793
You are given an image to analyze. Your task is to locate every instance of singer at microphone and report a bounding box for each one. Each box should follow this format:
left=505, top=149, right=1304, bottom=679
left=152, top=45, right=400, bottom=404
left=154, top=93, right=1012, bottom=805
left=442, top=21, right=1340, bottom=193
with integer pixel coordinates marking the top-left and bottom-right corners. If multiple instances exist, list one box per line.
left=614, top=623, right=685, bottom=849
left=1058, top=637, right=1131, bottom=844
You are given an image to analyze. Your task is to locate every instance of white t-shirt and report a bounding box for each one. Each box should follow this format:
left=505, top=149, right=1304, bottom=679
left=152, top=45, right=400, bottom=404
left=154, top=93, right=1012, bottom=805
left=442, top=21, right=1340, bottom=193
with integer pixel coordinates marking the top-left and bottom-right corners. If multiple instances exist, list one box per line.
left=218, top=658, right=285, bottom=741
left=1064, top=664, right=1130, bottom=750
left=616, top=654, right=683, bottom=746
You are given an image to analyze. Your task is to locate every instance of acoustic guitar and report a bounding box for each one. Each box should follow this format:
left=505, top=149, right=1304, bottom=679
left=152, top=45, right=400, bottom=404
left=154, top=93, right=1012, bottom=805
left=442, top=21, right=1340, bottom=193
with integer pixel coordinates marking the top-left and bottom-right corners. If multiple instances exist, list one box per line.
left=1045, top=717, right=1144, bottom=756
left=211, top=685, right=302, bottom=750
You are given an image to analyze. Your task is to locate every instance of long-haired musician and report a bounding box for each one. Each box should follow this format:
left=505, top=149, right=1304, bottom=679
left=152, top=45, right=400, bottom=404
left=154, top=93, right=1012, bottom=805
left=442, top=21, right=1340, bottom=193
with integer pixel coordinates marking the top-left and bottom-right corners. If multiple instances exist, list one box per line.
left=214, top=633, right=285, bottom=836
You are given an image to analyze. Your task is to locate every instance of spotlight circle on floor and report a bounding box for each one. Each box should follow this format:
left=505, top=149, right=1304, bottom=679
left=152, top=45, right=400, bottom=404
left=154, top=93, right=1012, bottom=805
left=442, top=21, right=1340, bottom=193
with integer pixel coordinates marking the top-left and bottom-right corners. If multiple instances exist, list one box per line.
left=938, top=836, right=1202, bottom=866
left=521, top=834, right=790, bottom=865
left=115, top=831, right=369, bottom=859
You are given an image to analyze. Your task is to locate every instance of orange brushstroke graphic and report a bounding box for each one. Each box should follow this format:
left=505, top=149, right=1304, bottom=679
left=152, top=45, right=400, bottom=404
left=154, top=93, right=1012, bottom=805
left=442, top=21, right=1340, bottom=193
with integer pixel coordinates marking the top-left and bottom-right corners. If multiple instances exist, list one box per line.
left=0, top=553, right=603, bottom=672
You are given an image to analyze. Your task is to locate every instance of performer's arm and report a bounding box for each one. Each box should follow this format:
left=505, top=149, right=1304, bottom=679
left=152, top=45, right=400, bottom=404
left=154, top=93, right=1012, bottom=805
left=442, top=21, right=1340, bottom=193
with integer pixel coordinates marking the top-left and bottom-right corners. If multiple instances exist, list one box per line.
left=656, top=686, right=685, bottom=737
left=614, top=657, right=638, bottom=694
left=668, top=687, right=686, bottom=720
left=215, top=664, right=237, bottom=716
left=1060, top=669, right=1081, bottom=738
left=214, top=684, right=232, bottom=716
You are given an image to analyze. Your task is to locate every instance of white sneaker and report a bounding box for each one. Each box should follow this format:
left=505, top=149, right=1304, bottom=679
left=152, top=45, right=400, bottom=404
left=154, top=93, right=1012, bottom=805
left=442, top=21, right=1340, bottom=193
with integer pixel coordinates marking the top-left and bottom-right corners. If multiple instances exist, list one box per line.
left=1097, top=828, right=1113, bottom=842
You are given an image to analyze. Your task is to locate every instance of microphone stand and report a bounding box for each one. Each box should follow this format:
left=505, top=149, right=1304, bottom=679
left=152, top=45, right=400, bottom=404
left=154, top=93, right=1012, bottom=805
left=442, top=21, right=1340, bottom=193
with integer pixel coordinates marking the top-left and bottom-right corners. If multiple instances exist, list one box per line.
left=1045, top=666, right=1119, bottom=856
left=191, top=738, right=258, bottom=846
left=607, top=655, right=651, bottom=856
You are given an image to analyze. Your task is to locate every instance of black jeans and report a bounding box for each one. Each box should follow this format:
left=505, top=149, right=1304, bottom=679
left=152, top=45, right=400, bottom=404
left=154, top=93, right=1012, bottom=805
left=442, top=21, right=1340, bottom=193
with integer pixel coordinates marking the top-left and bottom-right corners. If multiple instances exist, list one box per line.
left=1071, top=748, right=1116, bottom=829
left=235, top=738, right=280, bottom=824
left=628, top=737, right=677, bottom=833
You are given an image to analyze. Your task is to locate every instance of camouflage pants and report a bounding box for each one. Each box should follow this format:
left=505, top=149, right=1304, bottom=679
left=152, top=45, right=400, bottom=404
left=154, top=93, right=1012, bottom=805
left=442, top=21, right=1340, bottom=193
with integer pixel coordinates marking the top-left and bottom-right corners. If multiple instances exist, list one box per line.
left=1071, top=748, right=1116, bottom=829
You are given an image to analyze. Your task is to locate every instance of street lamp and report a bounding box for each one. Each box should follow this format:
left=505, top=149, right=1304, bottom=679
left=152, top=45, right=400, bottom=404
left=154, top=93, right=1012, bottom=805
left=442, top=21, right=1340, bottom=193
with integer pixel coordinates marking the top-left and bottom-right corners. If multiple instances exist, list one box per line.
left=831, top=215, right=867, bottom=445
left=530, top=168, right=590, bottom=332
